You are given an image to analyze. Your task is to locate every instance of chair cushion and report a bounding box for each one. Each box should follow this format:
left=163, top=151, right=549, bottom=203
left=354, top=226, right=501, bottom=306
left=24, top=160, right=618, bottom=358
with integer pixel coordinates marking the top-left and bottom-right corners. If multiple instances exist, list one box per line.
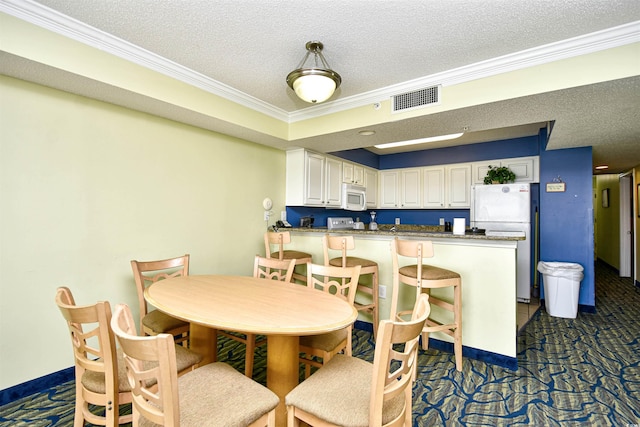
left=139, top=362, right=279, bottom=427
left=142, top=309, right=189, bottom=334
left=300, top=328, right=348, bottom=352
left=82, top=346, right=202, bottom=394
left=81, top=348, right=131, bottom=394
left=329, top=256, right=378, bottom=268
left=399, top=264, right=461, bottom=281
left=270, top=250, right=312, bottom=261
left=285, top=354, right=405, bottom=427
left=174, top=344, right=203, bottom=372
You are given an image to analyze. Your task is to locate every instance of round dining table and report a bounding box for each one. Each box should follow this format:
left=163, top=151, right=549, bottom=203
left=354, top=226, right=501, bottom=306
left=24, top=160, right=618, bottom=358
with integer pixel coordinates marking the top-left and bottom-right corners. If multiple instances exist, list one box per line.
left=145, top=274, right=358, bottom=427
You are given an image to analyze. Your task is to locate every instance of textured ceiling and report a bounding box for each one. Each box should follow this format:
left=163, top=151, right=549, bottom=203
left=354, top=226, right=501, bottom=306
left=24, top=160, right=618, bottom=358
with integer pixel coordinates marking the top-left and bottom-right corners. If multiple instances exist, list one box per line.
left=4, top=0, right=640, bottom=173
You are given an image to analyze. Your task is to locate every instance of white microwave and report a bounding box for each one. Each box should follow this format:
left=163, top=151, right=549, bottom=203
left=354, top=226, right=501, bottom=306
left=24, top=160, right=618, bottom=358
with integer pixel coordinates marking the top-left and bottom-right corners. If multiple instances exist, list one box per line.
left=341, top=183, right=367, bottom=211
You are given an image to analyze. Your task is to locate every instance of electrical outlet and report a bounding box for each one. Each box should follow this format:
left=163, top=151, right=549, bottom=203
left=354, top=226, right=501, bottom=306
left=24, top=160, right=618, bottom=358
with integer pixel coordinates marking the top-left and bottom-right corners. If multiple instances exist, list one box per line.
left=264, top=211, right=270, bottom=221
left=379, top=285, right=387, bottom=299
left=395, top=218, right=400, bottom=225
left=281, top=211, right=287, bottom=221
left=439, top=217, right=445, bottom=225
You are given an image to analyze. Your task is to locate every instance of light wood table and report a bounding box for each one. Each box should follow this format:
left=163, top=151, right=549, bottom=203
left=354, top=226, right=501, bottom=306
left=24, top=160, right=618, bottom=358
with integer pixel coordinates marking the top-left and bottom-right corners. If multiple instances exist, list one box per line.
left=145, top=275, right=358, bottom=427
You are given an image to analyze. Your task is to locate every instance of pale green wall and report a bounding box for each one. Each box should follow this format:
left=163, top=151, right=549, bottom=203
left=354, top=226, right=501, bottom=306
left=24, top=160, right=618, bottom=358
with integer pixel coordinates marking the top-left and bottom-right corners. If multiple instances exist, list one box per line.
left=0, top=76, right=286, bottom=390
left=594, top=174, right=621, bottom=268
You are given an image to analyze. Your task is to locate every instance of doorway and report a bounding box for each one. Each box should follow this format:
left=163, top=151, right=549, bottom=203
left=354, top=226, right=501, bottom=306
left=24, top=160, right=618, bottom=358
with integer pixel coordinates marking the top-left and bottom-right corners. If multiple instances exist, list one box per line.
left=619, top=174, right=633, bottom=278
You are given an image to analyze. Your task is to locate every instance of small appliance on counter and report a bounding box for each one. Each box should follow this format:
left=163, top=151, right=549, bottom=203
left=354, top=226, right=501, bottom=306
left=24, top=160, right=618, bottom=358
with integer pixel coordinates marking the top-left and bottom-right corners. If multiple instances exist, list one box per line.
left=369, top=211, right=378, bottom=231
left=299, top=216, right=314, bottom=228
left=327, top=217, right=355, bottom=230
left=353, top=217, right=365, bottom=229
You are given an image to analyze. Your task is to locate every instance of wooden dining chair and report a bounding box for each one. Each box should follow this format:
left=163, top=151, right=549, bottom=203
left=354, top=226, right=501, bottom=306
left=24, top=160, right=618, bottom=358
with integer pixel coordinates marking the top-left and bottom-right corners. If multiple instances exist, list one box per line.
left=323, top=234, right=380, bottom=338
left=55, top=286, right=132, bottom=427
left=111, top=303, right=279, bottom=427
left=390, top=238, right=463, bottom=371
left=286, top=293, right=431, bottom=427
left=217, top=255, right=296, bottom=377
left=130, top=254, right=190, bottom=345
left=264, top=231, right=313, bottom=283
left=299, top=262, right=361, bottom=378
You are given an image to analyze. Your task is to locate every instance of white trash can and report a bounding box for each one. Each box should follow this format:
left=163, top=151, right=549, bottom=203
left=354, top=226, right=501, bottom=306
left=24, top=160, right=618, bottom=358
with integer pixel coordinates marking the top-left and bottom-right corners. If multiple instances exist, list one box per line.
left=537, top=261, right=584, bottom=319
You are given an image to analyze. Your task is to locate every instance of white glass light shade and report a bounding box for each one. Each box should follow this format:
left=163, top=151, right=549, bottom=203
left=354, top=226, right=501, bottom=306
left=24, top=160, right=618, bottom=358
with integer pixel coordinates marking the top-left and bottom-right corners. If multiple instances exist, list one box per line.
left=292, top=74, right=337, bottom=104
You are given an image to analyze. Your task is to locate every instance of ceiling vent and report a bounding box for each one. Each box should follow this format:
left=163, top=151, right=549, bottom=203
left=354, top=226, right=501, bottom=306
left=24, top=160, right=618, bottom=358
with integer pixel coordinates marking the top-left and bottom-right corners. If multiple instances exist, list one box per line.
left=392, top=85, right=441, bottom=113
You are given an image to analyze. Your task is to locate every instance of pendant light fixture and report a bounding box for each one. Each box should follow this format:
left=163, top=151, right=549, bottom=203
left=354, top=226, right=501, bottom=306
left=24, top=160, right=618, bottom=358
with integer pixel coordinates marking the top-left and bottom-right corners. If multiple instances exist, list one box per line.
left=286, top=41, right=342, bottom=104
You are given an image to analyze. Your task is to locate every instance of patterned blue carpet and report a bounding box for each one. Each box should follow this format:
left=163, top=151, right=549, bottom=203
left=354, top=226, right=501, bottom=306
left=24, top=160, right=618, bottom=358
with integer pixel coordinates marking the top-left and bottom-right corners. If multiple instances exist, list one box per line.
left=2, top=261, right=639, bottom=426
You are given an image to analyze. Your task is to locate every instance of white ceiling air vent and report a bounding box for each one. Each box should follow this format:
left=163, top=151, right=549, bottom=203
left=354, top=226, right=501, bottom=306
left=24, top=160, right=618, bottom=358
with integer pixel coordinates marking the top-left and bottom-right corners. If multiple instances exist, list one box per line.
left=392, top=85, right=441, bottom=113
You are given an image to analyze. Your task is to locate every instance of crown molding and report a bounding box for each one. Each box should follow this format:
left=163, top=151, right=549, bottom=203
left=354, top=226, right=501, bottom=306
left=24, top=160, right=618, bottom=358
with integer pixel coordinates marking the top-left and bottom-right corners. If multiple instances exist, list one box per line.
left=290, top=20, right=640, bottom=122
left=0, top=0, right=291, bottom=122
left=3, top=0, right=639, bottom=126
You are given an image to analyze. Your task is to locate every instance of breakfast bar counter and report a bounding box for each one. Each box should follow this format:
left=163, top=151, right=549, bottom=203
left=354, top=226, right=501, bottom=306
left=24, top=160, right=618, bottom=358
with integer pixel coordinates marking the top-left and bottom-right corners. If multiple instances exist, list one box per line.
left=285, top=225, right=523, bottom=367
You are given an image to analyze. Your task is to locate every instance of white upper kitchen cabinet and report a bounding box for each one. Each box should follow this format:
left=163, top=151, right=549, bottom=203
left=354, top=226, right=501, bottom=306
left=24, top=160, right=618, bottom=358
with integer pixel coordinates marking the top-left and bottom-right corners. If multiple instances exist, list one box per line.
left=503, top=157, right=539, bottom=183
left=286, top=149, right=343, bottom=207
left=400, top=168, right=421, bottom=208
left=446, top=164, right=472, bottom=208
left=423, top=164, right=471, bottom=208
left=379, top=170, right=401, bottom=208
left=472, top=157, right=539, bottom=184
left=303, top=151, right=325, bottom=206
left=343, top=162, right=365, bottom=185
left=325, top=157, right=343, bottom=207
left=379, top=168, right=421, bottom=209
left=365, top=167, right=378, bottom=208
left=422, top=166, right=446, bottom=208
left=471, top=161, right=496, bottom=185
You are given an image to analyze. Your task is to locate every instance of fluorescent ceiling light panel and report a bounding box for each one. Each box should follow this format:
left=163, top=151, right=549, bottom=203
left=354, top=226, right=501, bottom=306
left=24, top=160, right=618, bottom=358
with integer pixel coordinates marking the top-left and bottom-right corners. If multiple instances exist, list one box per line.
left=374, top=132, right=464, bottom=149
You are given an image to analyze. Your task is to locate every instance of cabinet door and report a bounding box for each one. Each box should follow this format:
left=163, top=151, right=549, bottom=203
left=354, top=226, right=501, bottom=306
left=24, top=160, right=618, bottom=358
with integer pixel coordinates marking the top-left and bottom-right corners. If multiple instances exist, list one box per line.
left=343, top=162, right=354, bottom=184
left=365, top=168, right=378, bottom=207
left=325, top=157, right=343, bottom=207
left=379, top=170, right=400, bottom=208
left=343, top=162, right=365, bottom=185
left=503, top=157, right=537, bottom=182
left=446, top=164, right=472, bottom=208
left=423, top=166, right=445, bottom=208
left=304, top=152, right=326, bottom=206
left=401, top=168, right=421, bottom=208
left=472, top=161, right=500, bottom=185
left=353, top=165, right=365, bottom=185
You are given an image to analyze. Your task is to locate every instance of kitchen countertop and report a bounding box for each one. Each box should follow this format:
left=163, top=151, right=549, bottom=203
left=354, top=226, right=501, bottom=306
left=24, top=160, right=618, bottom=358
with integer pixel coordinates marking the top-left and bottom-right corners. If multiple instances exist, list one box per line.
left=288, top=224, right=525, bottom=241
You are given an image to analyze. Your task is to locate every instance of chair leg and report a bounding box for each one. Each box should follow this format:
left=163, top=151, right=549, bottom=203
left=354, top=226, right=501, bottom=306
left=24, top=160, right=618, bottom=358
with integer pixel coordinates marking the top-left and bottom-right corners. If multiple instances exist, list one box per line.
left=453, top=282, right=463, bottom=371
left=73, top=368, right=84, bottom=427
left=418, top=287, right=431, bottom=350
left=371, top=268, right=379, bottom=339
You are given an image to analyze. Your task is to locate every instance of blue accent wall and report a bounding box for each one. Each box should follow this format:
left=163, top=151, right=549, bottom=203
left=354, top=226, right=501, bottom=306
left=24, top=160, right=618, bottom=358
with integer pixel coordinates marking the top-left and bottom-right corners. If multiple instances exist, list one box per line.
left=538, top=146, right=595, bottom=308
left=285, top=207, right=469, bottom=229
left=380, top=136, right=539, bottom=169
left=328, top=148, right=379, bottom=169
left=330, top=135, right=539, bottom=170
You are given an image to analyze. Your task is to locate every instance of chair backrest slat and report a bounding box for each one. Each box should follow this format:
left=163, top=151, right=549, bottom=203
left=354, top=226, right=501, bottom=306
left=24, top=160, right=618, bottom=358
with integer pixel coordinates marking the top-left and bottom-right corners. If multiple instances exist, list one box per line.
left=254, top=255, right=296, bottom=282
left=111, top=303, right=180, bottom=426
left=130, top=254, right=190, bottom=329
left=306, top=262, right=361, bottom=306
left=369, top=293, right=430, bottom=426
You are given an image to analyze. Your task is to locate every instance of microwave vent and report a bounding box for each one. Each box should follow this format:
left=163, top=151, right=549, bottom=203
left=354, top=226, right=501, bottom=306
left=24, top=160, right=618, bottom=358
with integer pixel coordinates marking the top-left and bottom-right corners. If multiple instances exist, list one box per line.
left=392, top=85, right=440, bottom=112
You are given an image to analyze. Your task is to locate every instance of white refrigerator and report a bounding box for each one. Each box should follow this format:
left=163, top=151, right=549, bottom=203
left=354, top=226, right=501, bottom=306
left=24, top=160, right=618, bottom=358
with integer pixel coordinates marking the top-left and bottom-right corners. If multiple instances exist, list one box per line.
left=471, top=183, right=532, bottom=303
